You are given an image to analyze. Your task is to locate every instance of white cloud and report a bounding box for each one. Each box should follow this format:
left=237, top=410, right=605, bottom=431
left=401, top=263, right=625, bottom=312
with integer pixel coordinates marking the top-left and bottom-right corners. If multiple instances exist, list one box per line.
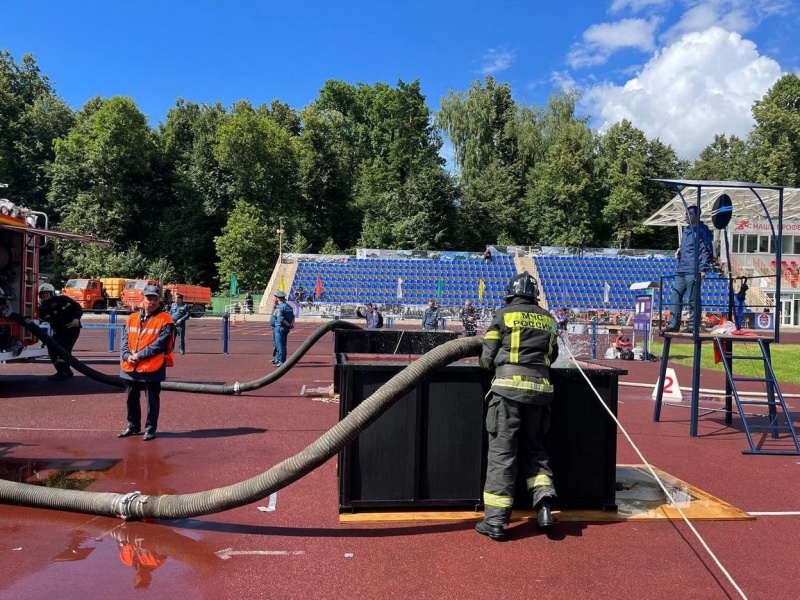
left=480, top=48, right=514, bottom=75
left=610, top=0, right=670, bottom=13
left=568, top=18, right=658, bottom=68
left=663, top=3, right=753, bottom=42
left=584, top=26, right=783, bottom=159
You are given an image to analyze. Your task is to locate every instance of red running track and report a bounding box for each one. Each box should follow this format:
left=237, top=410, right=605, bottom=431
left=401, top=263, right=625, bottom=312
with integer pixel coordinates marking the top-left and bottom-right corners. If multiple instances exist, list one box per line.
left=1, top=320, right=799, bottom=600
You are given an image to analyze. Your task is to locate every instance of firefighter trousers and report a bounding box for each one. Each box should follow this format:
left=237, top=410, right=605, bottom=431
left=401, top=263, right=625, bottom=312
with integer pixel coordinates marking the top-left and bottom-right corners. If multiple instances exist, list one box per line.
left=483, top=393, right=556, bottom=526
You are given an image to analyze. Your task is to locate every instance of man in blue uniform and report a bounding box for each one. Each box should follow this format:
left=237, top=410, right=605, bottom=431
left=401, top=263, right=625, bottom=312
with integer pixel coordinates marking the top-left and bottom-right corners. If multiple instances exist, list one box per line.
left=666, top=205, right=714, bottom=333
left=168, top=293, right=191, bottom=354
left=270, top=290, right=295, bottom=367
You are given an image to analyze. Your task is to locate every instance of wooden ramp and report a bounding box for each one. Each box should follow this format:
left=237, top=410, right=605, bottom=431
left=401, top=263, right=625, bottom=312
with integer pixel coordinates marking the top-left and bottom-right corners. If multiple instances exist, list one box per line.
left=339, top=465, right=754, bottom=524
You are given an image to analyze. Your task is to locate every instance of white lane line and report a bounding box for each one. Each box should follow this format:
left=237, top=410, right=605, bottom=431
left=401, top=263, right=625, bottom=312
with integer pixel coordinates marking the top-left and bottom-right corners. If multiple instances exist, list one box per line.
left=257, top=492, right=277, bottom=512
left=215, top=548, right=305, bottom=560
left=747, top=511, right=800, bottom=516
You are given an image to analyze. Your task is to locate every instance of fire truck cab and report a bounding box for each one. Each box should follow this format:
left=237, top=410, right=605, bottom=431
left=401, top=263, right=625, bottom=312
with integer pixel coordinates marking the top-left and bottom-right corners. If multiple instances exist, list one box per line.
left=0, top=187, right=112, bottom=363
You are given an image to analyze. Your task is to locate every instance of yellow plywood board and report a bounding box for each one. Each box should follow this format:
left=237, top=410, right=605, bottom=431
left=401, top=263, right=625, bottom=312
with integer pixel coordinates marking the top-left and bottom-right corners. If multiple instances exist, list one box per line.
left=339, top=465, right=754, bottom=524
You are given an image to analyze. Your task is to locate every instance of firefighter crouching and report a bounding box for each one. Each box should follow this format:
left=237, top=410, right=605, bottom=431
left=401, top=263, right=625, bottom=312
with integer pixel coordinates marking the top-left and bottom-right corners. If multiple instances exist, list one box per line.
left=476, top=271, right=559, bottom=541
left=37, top=282, right=83, bottom=381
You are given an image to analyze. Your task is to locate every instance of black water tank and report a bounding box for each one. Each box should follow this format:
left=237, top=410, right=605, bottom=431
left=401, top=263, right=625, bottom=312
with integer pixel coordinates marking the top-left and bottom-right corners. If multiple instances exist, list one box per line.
left=335, top=329, right=624, bottom=512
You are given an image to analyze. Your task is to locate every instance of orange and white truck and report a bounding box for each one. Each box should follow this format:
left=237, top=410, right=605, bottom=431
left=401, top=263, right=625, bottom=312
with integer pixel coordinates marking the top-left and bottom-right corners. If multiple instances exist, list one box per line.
left=163, top=284, right=212, bottom=316
left=120, top=279, right=161, bottom=312
left=120, top=280, right=212, bottom=315
left=61, top=277, right=132, bottom=310
left=0, top=188, right=112, bottom=362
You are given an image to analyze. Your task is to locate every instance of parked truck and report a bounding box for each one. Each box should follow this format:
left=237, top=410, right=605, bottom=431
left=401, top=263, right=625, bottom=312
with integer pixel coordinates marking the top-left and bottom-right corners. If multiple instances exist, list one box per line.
left=0, top=188, right=112, bottom=362
left=121, top=279, right=212, bottom=315
left=61, top=277, right=132, bottom=310
left=120, top=279, right=161, bottom=312
left=163, top=283, right=212, bottom=316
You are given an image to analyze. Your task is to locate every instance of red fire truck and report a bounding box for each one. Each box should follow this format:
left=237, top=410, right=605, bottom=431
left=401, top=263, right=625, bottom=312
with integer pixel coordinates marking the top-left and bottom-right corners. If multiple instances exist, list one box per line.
left=0, top=188, right=112, bottom=363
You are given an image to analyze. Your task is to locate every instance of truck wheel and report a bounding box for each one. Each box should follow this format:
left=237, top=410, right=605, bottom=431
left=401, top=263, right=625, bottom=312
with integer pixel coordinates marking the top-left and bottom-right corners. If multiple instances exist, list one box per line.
left=92, top=301, right=106, bottom=310
left=191, top=304, right=206, bottom=317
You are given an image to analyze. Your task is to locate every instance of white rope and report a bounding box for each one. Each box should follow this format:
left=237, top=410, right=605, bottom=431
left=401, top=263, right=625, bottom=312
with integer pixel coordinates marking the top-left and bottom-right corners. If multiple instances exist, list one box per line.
left=558, top=334, right=748, bottom=600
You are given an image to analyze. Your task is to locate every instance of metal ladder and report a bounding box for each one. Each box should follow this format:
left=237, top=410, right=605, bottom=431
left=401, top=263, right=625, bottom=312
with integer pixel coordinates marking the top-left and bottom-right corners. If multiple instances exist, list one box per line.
left=20, top=231, right=38, bottom=344
left=714, top=337, right=800, bottom=455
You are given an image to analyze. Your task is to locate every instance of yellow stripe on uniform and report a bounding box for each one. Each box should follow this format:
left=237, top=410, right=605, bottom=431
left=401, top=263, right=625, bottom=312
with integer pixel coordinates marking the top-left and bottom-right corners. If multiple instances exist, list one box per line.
left=483, top=492, right=513, bottom=508
left=484, top=330, right=501, bottom=340
left=527, top=474, right=553, bottom=489
left=492, top=377, right=553, bottom=393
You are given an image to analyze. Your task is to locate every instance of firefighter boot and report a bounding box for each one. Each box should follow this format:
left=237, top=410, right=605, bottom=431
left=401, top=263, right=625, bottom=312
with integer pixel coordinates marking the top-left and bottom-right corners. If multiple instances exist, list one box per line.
left=536, top=497, right=555, bottom=531
left=475, top=520, right=506, bottom=541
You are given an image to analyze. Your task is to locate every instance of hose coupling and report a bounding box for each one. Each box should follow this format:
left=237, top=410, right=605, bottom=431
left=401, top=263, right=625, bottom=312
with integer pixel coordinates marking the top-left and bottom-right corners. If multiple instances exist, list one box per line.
left=233, top=382, right=242, bottom=395
left=115, top=490, right=143, bottom=521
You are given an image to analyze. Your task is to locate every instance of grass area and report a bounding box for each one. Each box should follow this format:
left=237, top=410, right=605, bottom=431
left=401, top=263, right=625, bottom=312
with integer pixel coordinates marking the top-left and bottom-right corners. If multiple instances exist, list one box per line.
left=649, top=340, right=800, bottom=385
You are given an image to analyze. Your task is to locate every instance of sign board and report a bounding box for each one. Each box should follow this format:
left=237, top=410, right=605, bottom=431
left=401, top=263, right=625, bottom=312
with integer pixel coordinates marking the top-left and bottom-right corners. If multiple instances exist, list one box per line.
left=634, top=294, right=652, bottom=359
left=653, top=367, right=683, bottom=401
left=754, top=311, right=774, bottom=330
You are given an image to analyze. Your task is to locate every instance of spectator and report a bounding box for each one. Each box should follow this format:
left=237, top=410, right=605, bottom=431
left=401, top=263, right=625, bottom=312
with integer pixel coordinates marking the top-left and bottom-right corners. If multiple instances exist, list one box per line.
left=666, top=205, right=714, bottom=333
left=168, top=293, right=191, bottom=355
left=37, top=283, right=82, bottom=381
left=550, top=307, right=568, bottom=332
left=422, top=299, right=441, bottom=330
left=483, top=247, right=493, bottom=262
left=118, top=284, right=175, bottom=441
left=460, top=299, right=478, bottom=337
left=614, top=332, right=633, bottom=359
left=245, top=291, right=254, bottom=314
left=356, top=302, right=383, bottom=328
left=270, top=290, right=295, bottom=367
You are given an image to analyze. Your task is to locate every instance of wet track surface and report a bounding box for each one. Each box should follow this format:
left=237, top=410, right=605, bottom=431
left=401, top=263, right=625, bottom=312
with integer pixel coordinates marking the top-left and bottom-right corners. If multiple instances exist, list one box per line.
left=2, top=319, right=799, bottom=599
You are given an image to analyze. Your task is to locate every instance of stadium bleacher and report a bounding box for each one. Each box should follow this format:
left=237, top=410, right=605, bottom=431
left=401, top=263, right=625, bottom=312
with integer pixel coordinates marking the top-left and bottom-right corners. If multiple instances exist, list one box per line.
left=292, top=255, right=517, bottom=306
left=287, top=251, right=733, bottom=314
left=533, top=255, right=731, bottom=313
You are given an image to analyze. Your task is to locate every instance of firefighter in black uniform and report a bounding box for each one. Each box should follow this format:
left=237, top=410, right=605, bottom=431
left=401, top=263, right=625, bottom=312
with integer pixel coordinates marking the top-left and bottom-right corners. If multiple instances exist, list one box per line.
left=37, top=282, right=83, bottom=381
left=476, top=272, right=559, bottom=541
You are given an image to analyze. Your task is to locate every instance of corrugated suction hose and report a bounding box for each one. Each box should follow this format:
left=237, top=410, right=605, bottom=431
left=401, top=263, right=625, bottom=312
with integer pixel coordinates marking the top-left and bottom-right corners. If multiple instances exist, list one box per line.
left=4, top=311, right=361, bottom=393
left=1, top=316, right=482, bottom=520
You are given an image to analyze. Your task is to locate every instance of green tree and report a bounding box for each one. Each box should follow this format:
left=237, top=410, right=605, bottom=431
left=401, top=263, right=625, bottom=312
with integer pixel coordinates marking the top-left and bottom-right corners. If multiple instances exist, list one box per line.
left=147, top=257, right=177, bottom=284
left=688, top=134, right=751, bottom=181
left=215, top=200, right=276, bottom=291
left=749, top=74, right=800, bottom=186
left=0, top=51, right=74, bottom=211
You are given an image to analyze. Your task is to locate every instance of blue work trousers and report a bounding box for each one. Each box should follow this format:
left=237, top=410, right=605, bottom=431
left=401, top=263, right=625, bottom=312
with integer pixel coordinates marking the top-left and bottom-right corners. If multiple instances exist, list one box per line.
left=174, top=324, right=186, bottom=353
left=272, top=325, right=290, bottom=364
left=668, top=272, right=699, bottom=329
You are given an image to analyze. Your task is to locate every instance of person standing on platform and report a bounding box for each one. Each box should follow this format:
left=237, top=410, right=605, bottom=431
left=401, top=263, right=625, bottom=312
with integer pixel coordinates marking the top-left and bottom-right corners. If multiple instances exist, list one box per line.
left=476, top=272, right=559, bottom=541
left=666, top=205, right=714, bottom=333
left=735, top=277, right=749, bottom=329
left=118, top=284, right=175, bottom=441
left=270, top=290, right=295, bottom=366
left=37, top=283, right=83, bottom=381
left=421, top=299, right=441, bottom=330
left=460, top=299, right=478, bottom=337
left=169, top=293, right=191, bottom=354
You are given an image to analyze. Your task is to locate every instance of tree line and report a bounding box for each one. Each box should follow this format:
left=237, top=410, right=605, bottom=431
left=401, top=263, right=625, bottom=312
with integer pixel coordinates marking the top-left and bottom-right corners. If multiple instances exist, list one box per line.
left=2, top=50, right=799, bottom=291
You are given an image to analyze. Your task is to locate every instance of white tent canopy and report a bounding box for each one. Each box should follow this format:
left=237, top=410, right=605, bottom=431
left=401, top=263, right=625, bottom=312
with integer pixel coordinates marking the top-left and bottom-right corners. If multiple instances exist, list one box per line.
left=643, top=179, right=800, bottom=228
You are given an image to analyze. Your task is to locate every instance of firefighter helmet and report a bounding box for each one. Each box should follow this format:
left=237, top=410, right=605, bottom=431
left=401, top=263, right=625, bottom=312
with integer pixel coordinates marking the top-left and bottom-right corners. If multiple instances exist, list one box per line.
left=38, top=283, right=56, bottom=294
left=506, top=272, right=539, bottom=303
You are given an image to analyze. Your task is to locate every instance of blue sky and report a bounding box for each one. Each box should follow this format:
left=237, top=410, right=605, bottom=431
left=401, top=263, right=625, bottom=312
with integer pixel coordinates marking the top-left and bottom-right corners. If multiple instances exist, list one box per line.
left=2, top=0, right=799, bottom=160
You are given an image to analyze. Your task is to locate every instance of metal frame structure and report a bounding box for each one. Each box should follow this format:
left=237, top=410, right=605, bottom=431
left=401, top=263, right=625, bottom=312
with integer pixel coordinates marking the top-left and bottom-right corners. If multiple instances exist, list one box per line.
left=649, top=180, right=790, bottom=444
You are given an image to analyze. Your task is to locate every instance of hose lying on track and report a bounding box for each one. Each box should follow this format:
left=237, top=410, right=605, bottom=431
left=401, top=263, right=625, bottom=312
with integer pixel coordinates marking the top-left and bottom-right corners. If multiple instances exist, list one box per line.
left=4, top=311, right=362, bottom=394
left=0, top=335, right=483, bottom=520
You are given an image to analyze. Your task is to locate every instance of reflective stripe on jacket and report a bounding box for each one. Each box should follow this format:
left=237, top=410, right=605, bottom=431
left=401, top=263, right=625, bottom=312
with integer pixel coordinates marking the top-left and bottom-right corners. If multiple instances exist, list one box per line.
left=480, top=297, right=559, bottom=404
left=121, top=310, right=175, bottom=374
